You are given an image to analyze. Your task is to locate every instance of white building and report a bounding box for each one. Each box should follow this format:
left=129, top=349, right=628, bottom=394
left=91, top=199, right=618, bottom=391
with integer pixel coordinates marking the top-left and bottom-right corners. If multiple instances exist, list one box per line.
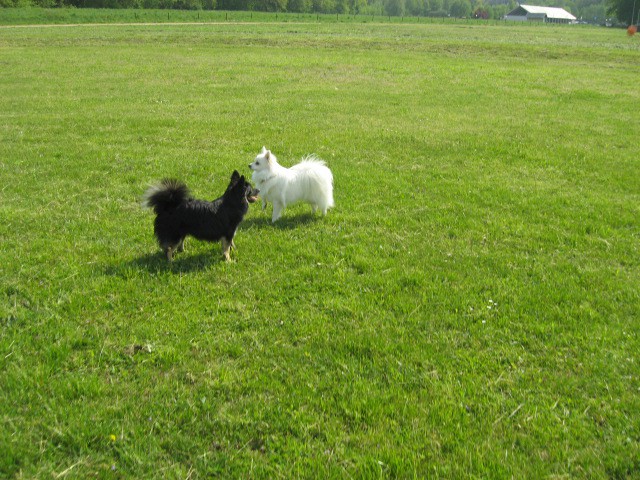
left=505, top=5, right=577, bottom=23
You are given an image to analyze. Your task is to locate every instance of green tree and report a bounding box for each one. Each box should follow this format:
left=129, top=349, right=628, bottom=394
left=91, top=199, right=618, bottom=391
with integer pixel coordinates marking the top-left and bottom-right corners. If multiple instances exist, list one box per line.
left=349, top=0, right=367, bottom=13
left=449, top=0, right=470, bottom=17
left=335, top=0, right=350, bottom=12
left=175, top=0, right=203, bottom=9
left=427, top=0, right=443, bottom=14
left=385, top=0, right=405, bottom=15
left=359, top=0, right=384, bottom=14
left=288, top=0, right=312, bottom=11
left=580, top=3, right=606, bottom=22
left=251, top=0, right=287, bottom=10
left=219, top=0, right=247, bottom=9
left=607, top=0, right=638, bottom=23
left=406, top=0, right=427, bottom=15
left=0, top=0, right=31, bottom=6
left=488, top=4, right=508, bottom=19
left=313, top=0, right=336, bottom=12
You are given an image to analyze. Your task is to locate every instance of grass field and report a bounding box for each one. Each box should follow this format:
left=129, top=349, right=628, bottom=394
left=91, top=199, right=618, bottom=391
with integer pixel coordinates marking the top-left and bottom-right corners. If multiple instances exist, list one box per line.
left=1, top=12, right=639, bottom=478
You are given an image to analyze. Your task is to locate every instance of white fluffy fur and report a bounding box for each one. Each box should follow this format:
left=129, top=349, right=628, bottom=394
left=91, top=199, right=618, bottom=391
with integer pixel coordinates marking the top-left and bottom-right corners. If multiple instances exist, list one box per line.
left=249, top=147, right=334, bottom=223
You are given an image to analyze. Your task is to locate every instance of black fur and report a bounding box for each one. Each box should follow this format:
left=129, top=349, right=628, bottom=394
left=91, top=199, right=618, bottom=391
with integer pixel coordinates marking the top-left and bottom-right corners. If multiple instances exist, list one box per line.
left=143, top=171, right=259, bottom=262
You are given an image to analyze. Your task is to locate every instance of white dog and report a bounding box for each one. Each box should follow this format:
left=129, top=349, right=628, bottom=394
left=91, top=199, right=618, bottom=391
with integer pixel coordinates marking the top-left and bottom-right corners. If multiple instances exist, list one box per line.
left=248, top=147, right=334, bottom=223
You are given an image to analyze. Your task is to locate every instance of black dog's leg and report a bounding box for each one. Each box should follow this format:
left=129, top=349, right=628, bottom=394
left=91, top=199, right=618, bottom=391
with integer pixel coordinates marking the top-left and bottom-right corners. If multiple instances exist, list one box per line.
left=162, top=239, right=182, bottom=262
left=177, top=238, right=185, bottom=253
left=221, top=238, right=232, bottom=262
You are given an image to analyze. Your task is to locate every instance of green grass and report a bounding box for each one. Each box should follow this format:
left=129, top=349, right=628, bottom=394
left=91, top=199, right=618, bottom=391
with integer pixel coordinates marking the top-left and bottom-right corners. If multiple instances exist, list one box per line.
left=1, top=16, right=639, bottom=479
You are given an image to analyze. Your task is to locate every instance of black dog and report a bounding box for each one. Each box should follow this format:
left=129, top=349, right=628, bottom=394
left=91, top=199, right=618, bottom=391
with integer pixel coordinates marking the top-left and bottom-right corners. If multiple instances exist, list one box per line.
left=143, top=171, right=259, bottom=262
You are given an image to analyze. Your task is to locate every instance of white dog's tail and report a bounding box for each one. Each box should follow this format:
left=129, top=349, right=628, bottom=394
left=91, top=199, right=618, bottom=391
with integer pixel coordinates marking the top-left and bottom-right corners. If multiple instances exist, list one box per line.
left=294, top=155, right=335, bottom=210
left=301, top=155, right=334, bottom=172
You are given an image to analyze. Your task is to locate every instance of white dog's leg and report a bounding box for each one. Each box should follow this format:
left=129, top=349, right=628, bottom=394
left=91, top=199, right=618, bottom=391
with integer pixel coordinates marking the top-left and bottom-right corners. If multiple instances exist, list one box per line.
left=272, top=202, right=283, bottom=223
left=261, top=198, right=267, bottom=211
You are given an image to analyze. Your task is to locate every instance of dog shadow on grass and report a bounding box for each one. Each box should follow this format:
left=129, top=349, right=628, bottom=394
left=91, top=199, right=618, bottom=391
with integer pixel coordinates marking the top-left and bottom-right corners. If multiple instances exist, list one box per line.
left=104, top=214, right=319, bottom=277
left=241, top=213, right=318, bottom=230
left=104, top=250, right=225, bottom=277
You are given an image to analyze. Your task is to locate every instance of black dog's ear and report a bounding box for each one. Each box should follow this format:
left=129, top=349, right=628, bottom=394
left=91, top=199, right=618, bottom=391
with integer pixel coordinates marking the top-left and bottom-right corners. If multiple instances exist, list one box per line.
left=230, top=170, right=240, bottom=181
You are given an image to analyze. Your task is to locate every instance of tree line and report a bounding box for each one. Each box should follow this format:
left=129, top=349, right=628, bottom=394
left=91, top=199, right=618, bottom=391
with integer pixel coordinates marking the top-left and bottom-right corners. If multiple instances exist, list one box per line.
left=0, top=0, right=618, bottom=25
left=3, top=0, right=513, bottom=17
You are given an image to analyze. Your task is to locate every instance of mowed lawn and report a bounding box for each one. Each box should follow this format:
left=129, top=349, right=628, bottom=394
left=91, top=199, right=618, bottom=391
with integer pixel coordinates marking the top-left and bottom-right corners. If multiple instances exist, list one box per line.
left=1, top=17, right=639, bottom=478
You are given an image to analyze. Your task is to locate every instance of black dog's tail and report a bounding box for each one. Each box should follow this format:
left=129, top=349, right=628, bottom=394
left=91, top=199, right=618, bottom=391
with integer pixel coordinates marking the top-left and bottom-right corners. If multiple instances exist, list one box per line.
left=142, top=179, right=191, bottom=214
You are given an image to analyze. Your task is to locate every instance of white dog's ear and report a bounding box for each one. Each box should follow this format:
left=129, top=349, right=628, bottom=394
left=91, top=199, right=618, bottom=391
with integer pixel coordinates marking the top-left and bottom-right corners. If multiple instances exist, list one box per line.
left=261, top=146, right=267, bottom=154
left=265, top=150, right=271, bottom=162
